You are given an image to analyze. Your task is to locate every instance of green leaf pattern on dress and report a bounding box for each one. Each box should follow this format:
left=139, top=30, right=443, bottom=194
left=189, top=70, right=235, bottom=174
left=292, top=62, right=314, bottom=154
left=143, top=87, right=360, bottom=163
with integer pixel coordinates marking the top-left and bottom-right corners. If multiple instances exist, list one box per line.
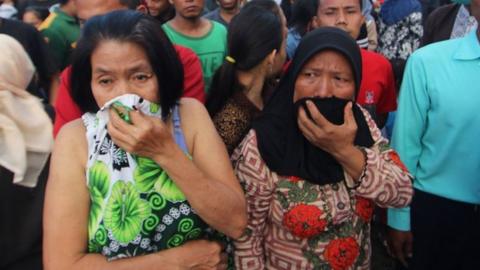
left=88, top=161, right=110, bottom=240
left=84, top=101, right=208, bottom=260
left=134, top=157, right=186, bottom=202
left=104, top=181, right=151, bottom=244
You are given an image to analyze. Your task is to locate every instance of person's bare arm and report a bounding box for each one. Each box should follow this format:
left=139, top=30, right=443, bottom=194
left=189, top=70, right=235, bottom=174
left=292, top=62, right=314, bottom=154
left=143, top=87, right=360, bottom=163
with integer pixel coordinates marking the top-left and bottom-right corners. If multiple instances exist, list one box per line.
left=44, top=120, right=226, bottom=270
left=107, top=98, right=247, bottom=239
left=49, top=73, right=60, bottom=104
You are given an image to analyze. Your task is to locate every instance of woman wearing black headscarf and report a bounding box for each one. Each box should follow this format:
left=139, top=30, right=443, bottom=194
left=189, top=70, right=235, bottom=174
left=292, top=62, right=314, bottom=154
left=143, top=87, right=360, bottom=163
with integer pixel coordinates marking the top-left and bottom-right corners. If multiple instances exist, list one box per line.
left=232, top=27, right=413, bottom=270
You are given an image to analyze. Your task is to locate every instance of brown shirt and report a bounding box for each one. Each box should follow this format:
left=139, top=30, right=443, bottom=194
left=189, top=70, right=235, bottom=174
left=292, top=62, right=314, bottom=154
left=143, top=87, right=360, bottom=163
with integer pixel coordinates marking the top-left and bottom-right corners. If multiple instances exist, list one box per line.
left=212, top=91, right=261, bottom=155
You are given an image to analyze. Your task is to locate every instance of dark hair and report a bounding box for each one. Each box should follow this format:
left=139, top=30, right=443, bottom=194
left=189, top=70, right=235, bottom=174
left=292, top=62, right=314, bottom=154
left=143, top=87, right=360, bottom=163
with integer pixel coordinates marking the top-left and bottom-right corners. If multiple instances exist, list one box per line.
left=70, top=10, right=184, bottom=118
left=291, top=0, right=362, bottom=35
left=153, top=6, right=175, bottom=24
left=318, top=0, right=363, bottom=10
left=119, top=0, right=144, bottom=9
left=24, top=6, right=50, bottom=21
left=290, top=0, right=317, bottom=35
left=59, top=0, right=70, bottom=5
left=206, top=5, right=282, bottom=116
left=243, top=0, right=282, bottom=17
left=280, top=0, right=292, bottom=24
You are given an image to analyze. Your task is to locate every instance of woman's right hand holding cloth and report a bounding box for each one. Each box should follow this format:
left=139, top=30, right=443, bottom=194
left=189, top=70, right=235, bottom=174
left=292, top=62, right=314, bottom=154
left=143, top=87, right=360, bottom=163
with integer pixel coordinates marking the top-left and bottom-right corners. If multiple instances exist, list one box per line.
left=297, top=100, right=366, bottom=181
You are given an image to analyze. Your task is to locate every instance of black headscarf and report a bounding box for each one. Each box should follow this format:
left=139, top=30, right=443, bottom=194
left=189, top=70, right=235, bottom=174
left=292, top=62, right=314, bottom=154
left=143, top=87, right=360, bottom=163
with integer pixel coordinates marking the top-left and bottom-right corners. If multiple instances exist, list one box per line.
left=252, top=27, right=374, bottom=185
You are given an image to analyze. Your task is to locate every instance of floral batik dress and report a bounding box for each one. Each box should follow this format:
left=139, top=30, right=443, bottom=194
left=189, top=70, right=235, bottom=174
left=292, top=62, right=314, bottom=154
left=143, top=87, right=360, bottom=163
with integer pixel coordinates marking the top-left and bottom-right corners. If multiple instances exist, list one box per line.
left=232, top=108, right=413, bottom=270
left=83, top=94, right=209, bottom=260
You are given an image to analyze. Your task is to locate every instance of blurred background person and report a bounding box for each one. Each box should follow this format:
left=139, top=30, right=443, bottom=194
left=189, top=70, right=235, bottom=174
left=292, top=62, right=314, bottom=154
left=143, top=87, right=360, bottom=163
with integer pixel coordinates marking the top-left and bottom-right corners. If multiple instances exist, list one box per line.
left=422, top=0, right=477, bottom=46
left=163, top=0, right=227, bottom=93
left=357, top=0, right=378, bottom=51
left=286, top=0, right=316, bottom=60
left=207, top=2, right=286, bottom=154
left=22, top=5, right=50, bottom=27
left=377, top=0, right=423, bottom=87
left=204, top=0, right=241, bottom=26
left=420, top=0, right=452, bottom=19
left=15, top=0, right=58, bottom=21
left=0, top=33, right=53, bottom=270
left=145, top=0, right=175, bottom=24
left=0, top=8, right=57, bottom=107
left=376, top=0, right=423, bottom=140
left=0, top=0, right=18, bottom=19
left=38, top=0, right=79, bottom=72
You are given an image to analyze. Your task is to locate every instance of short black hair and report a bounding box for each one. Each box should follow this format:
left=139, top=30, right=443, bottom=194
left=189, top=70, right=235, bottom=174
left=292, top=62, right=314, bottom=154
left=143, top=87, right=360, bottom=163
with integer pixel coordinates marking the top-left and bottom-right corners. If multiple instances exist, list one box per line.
left=290, top=0, right=318, bottom=35
left=70, top=10, right=184, bottom=118
left=119, top=0, right=144, bottom=9
left=243, top=0, right=282, bottom=18
left=318, top=0, right=363, bottom=10
left=24, top=6, right=50, bottom=21
left=59, top=0, right=70, bottom=5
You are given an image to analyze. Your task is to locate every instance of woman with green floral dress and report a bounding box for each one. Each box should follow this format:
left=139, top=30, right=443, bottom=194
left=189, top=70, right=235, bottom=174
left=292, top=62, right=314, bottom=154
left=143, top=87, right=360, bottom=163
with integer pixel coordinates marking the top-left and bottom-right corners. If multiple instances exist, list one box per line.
left=43, top=10, right=246, bottom=270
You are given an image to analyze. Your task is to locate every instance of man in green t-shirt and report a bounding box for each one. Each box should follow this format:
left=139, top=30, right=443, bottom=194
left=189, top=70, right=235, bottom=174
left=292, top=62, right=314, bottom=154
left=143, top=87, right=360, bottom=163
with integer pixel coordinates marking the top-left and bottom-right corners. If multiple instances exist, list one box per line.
left=39, top=0, right=80, bottom=71
left=162, top=0, right=227, bottom=93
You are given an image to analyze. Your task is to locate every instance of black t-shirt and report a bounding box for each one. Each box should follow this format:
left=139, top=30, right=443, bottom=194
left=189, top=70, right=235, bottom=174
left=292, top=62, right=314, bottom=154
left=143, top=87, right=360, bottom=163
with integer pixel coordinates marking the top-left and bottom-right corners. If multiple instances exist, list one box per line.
left=0, top=163, right=49, bottom=270
left=0, top=18, right=57, bottom=100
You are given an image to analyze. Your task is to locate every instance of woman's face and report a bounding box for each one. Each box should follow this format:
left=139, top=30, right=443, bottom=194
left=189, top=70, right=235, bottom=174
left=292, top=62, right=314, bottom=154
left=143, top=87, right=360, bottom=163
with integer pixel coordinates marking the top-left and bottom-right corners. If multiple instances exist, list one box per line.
left=91, top=40, right=159, bottom=108
left=293, top=50, right=355, bottom=102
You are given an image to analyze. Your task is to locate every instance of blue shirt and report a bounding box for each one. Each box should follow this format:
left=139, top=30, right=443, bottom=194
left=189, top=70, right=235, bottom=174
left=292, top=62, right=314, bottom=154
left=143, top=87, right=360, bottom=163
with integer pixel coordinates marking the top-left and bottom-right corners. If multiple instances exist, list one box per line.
left=286, top=28, right=301, bottom=60
left=388, top=29, right=480, bottom=231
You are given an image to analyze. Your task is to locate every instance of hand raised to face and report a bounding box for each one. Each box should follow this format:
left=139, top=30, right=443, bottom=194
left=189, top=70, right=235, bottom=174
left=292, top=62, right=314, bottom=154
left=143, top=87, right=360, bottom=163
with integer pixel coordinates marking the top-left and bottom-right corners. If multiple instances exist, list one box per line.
left=297, top=100, right=357, bottom=157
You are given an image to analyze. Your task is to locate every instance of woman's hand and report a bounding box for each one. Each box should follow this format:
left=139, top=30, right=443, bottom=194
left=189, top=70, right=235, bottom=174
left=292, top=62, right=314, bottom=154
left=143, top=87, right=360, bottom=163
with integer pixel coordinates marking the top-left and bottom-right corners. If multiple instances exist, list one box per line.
left=169, top=240, right=227, bottom=270
left=298, top=101, right=366, bottom=180
left=297, top=100, right=357, bottom=158
left=107, top=109, right=178, bottom=162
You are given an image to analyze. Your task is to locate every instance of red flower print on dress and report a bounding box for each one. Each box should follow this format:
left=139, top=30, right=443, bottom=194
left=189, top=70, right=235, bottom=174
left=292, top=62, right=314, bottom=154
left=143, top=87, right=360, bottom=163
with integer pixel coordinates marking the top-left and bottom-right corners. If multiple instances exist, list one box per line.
left=355, top=196, right=374, bottom=222
left=288, top=176, right=301, bottom=183
left=323, top=237, right=360, bottom=270
left=283, top=204, right=327, bottom=238
left=388, top=151, right=409, bottom=173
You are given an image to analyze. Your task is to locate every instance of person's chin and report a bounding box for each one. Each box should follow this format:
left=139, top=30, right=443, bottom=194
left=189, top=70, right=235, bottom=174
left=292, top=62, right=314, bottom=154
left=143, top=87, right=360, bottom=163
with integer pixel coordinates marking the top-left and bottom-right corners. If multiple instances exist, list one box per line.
left=182, top=7, right=201, bottom=17
left=221, top=4, right=237, bottom=10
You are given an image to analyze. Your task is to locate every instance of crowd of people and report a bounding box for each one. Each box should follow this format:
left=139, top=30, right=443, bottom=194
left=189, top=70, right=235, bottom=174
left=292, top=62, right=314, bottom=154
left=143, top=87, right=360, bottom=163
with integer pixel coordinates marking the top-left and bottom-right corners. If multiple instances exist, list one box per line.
left=0, top=0, right=479, bottom=270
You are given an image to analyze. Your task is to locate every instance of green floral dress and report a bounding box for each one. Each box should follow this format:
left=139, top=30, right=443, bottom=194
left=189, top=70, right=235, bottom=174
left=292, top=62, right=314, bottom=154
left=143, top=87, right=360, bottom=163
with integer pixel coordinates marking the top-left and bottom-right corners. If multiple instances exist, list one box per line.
left=82, top=94, right=209, bottom=260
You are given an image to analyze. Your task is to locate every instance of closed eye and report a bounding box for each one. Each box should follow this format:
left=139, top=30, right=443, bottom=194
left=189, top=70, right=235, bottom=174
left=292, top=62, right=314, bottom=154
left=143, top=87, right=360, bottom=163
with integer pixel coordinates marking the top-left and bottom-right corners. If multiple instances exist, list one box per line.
left=98, top=78, right=113, bottom=85
left=133, top=73, right=152, bottom=82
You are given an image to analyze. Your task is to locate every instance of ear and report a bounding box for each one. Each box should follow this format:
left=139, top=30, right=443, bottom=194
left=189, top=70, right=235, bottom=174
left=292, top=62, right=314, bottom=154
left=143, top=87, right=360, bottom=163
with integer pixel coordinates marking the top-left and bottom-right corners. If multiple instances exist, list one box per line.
left=267, top=49, right=277, bottom=66
left=136, top=4, right=148, bottom=14
left=310, top=15, right=319, bottom=30
left=263, top=49, right=277, bottom=74
left=360, top=13, right=366, bottom=27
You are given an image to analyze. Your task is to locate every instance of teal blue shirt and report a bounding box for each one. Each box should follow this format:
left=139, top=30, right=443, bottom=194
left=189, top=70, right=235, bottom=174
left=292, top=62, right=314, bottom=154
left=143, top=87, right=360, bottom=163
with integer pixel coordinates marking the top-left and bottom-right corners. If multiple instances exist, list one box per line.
left=388, top=29, right=480, bottom=231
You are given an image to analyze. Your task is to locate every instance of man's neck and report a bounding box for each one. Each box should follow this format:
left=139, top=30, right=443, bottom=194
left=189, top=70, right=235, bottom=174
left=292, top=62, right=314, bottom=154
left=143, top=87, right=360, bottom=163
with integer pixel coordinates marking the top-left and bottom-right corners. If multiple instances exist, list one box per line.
left=170, top=15, right=212, bottom=38
left=219, top=7, right=239, bottom=24
left=171, top=14, right=203, bottom=31
left=60, top=4, right=75, bottom=17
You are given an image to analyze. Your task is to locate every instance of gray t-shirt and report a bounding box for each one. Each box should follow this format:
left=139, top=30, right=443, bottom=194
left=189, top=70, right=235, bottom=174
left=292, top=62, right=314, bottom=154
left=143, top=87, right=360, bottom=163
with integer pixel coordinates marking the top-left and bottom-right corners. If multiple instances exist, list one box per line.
left=204, top=8, right=227, bottom=27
